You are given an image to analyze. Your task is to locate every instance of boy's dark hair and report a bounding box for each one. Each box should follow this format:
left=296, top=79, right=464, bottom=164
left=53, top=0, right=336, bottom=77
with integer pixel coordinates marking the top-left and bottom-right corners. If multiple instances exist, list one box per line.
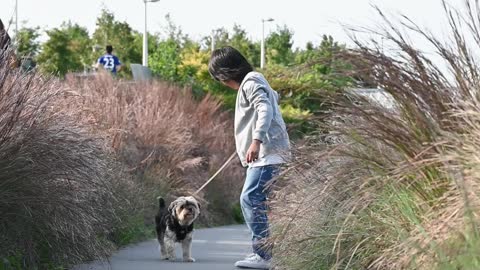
left=106, top=45, right=113, bottom=54
left=208, top=46, right=253, bottom=84
left=0, top=19, right=4, bottom=31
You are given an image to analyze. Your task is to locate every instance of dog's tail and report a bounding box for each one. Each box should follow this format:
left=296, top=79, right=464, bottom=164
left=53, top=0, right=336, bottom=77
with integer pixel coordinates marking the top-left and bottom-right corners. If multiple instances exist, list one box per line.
left=157, top=196, right=166, bottom=209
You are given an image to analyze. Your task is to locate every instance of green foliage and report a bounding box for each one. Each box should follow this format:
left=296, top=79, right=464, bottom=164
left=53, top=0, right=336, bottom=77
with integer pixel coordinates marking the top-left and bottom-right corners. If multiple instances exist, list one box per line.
left=205, top=25, right=261, bottom=67
left=36, top=28, right=71, bottom=76
left=65, top=22, right=93, bottom=69
left=149, top=38, right=181, bottom=81
left=16, top=26, right=40, bottom=59
left=1, top=251, right=65, bottom=270
left=229, top=25, right=261, bottom=67
left=178, top=44, right=237, bottom=107
left=280, top=104, right=316, bottom=138
left=266, top=35, right=353, bottom=113
left=1, top=253, right=23, bottom=270
left=37, top=23, right=90, bottom=77
left=280, top=104, right=312, bottom=123
left=148, top=20, right=239, bottom=108
left=266, top=25, right=294, bottom=66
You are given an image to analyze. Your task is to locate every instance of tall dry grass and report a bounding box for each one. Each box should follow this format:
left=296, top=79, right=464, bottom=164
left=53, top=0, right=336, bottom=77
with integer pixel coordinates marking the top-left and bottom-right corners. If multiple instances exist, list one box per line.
left=0, top=57, right=243, bottom=268
left=62, top=72, right=244, bottom=225
left=270, top=1, right=480, bottom=269
left=0, top=54, right=138, bottom=269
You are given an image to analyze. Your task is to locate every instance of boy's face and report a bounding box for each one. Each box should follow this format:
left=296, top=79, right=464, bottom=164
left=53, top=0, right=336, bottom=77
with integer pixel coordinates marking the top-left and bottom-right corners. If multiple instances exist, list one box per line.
left=221, top=80, right=240, bottom=90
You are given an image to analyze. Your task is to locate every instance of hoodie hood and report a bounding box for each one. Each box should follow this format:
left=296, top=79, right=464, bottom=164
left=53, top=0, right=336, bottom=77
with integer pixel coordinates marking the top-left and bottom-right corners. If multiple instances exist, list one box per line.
left=240, top=71, right=270, bottom=90
left=239, top=71, right=279, bottom=102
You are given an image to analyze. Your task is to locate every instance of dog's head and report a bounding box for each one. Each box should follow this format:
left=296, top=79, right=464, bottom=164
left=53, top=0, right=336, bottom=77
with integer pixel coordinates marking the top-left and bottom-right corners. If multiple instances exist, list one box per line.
left=168, top=196, right=200, bottom=226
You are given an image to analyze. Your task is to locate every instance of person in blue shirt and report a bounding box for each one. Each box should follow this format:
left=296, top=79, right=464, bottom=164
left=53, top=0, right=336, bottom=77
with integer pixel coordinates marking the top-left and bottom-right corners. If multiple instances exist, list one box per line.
left=96, top=45, right=122, bottom=75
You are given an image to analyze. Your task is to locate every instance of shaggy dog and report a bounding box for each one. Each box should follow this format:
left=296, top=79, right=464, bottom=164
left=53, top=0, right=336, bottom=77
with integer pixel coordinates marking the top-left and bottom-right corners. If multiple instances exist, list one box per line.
left=155, top=196, right=200, bottom=262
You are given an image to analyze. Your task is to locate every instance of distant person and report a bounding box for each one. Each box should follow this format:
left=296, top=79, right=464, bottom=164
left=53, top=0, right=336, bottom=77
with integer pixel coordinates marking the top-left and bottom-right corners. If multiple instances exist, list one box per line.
left=96, top=45, right=122, bottom=75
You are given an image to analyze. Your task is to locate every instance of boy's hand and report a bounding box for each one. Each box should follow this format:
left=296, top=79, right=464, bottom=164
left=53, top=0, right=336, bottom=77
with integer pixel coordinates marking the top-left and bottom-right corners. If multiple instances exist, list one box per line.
left=246, top=139, right=262, bottom=163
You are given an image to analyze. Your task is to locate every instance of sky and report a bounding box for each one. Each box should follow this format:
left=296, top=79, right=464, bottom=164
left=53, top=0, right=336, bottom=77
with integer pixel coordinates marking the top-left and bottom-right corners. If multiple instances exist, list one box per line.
left=0, top=0, right=453, bottom=49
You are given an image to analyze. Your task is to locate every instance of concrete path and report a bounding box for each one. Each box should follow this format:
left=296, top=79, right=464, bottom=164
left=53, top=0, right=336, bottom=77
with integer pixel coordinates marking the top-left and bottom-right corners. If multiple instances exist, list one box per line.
left=73, top=225, right=251, bottom=270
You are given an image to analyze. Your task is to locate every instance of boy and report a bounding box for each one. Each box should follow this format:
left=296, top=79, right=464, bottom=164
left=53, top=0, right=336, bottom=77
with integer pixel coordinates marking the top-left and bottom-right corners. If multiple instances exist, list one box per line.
left=96, top=45, right=122, bottom=75
left=209, top=46, right=290, bottom=269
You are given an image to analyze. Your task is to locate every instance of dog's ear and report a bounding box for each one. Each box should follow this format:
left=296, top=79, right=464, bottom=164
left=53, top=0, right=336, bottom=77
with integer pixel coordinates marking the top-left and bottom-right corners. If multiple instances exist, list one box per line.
left=168, top=201, right=177, bottom=217
left=195, top=200, right=201, bottom=210
left=186, top=196, right=200, bottom=210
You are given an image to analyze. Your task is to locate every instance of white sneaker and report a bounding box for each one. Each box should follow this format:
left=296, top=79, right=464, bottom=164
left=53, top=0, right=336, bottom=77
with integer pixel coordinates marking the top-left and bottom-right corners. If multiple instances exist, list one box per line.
left=235, top=254, right=270, bottom=269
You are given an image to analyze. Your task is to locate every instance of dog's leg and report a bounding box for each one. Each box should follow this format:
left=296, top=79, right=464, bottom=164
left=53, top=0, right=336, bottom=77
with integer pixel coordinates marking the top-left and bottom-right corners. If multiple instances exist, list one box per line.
left=159, top=237, right=168, bottom=260
left=164, top=236, right=176, bottom=261
left=182, top=234, right=195, bottom=262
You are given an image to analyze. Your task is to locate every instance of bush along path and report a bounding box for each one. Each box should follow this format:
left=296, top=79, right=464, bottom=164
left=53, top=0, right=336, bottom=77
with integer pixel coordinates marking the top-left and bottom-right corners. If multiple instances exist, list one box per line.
left=73, top=225, right=251, bottom=270
left=0, top=51, right=244, bottom=268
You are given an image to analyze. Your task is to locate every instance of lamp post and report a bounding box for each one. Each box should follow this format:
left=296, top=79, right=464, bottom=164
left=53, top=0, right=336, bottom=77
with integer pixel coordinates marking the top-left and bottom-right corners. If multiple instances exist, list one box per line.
left=143, top=0, right=160, bottom=67
left=211, top=30, right=216, bottom=52
left=15, top=0, right=18, bottom=41
left=260, top=18, right=274, bottom=69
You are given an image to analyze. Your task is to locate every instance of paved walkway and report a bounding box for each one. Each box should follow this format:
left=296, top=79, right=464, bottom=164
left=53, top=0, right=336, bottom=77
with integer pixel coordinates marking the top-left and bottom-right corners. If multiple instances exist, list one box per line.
left=73, top=225, right=251, bottom=270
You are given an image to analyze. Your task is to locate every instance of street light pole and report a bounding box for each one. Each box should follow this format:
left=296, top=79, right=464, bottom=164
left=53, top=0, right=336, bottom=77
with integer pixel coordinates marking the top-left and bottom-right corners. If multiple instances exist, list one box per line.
left=211, top=30, right=216, bottom=52
left=143, top=1, right=147, bottom=66
left=260, top=18, right=274, bottom=69
left=142, top=0, right=160, bottom=67
left=15, top=0, right=18, bottom=39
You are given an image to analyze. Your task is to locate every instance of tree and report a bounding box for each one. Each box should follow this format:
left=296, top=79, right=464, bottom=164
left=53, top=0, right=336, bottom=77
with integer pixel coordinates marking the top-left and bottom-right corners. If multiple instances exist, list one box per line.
left=229, top=25, right=260, bottom=67
left=179, top=44, right=236, bottom=107
left=16, top=26, right=40, bottom=59
left=203, top=27, right=229, bottom=50
left=37, top=22, right=92, bottom=77
left=37, top=28, right=76, bottom=77
left=203, top=25, right=260, bottom=67
left=266, top=25, right=294, bottom=66
left=265, top=35, right=352, bottom=112
left=65, top=22, right=93, bottom=71
left=162, top=14, right=190, bottom=45
left=149, top=38, right=181, bottom=81
left=149, top=15, right=197, bottom=82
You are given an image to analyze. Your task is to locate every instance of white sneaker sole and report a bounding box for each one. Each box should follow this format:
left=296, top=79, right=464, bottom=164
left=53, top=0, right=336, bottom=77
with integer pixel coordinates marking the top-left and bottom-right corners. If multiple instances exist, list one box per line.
left=235, top=261, right=270, bottom=269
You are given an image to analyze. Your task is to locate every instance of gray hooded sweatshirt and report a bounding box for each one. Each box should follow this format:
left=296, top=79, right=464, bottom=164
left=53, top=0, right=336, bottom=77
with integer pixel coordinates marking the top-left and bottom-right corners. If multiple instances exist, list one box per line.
left=235, top=71, right=290, bottom=167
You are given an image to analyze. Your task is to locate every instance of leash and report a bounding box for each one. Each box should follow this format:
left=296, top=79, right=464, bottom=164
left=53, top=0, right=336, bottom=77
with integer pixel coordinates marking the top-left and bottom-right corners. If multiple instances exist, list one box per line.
left=193, top=151, right=237, bottom=196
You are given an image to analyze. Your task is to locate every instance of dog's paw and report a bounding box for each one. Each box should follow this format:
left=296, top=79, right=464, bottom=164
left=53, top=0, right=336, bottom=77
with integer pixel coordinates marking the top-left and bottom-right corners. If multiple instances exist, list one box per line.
left=161, top=255, right=176, bottom=261
left=183, top=257, right=195, bottom=262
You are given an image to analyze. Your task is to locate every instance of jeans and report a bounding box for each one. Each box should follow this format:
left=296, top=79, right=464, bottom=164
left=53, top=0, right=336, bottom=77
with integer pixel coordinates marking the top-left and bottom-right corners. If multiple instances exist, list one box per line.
left=240, top=165, right=279, bottom=260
